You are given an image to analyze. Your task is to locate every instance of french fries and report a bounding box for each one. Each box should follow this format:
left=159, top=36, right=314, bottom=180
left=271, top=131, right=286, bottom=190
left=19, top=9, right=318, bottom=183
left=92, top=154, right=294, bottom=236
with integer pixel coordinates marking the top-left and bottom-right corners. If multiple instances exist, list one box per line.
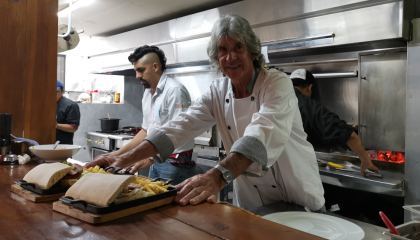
left=82, top=166, right=110, bottom=174
left=131, top=178, right=168, bottom=195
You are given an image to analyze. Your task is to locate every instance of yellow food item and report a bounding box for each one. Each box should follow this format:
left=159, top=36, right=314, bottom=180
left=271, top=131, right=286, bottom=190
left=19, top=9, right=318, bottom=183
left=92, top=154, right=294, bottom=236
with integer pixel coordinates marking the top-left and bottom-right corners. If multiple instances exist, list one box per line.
left=155, top=185, right=168, bottom=193
left=130, top=177, right=168, bottom=194
left=328, top=162, right=344, bottom=169
left=92, top=165, right=100, bottom=173
left=144, top=184, right=156, bottom=195
left=154, top=181, right=164, bottom=186
left=87, top=167, right=93, bottom=172
left=98, top=168, right=107, bottom=174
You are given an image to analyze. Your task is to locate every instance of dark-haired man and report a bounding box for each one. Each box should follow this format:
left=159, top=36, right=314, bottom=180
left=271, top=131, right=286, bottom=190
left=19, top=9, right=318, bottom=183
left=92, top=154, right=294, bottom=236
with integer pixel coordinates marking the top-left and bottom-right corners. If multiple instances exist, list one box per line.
left=56, top=80, right=80, bottom=144
left=290, top=69, right=378, bottom=175
left=88, top=46, right=196, bottom=184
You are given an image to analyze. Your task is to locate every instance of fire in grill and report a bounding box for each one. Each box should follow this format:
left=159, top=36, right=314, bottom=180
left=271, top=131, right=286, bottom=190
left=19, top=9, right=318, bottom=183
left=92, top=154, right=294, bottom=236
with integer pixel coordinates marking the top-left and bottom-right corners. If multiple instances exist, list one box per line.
left=370, top=151, right=405, bottom=164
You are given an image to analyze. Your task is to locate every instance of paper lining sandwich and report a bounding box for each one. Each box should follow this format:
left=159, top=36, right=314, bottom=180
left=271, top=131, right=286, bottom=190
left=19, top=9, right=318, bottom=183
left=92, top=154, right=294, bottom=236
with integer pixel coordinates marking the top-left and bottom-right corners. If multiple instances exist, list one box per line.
left=23, top=163, right=73, bottom=189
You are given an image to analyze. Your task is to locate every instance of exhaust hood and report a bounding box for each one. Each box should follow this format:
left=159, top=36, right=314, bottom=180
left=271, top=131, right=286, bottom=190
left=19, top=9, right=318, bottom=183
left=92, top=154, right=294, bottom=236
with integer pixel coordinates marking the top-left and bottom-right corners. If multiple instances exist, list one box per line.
left=88, top=0, right=411, bottom=76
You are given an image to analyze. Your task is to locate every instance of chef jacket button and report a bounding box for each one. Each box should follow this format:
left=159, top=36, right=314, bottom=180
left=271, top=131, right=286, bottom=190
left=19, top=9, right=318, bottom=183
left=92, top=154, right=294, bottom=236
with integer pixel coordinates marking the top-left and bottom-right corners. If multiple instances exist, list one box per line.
left=251, top=96, right=255, bottom=101
left=254, top=185, right=257, bottom=188
left=272, top=185, right=276, bottom=188
left=228, top=126, right=231, bottom=130
left=226, top=99, right=229, bottom=103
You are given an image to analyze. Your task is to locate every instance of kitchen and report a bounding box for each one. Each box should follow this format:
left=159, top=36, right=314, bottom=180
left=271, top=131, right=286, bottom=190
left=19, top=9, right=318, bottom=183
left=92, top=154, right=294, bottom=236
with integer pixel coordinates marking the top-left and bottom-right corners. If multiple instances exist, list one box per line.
left=1, top=0, right=420, bottom=239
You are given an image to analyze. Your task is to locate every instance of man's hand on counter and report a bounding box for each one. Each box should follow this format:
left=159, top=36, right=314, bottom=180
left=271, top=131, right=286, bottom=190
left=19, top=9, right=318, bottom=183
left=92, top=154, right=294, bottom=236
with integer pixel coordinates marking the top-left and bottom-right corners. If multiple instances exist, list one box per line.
left=174, top=168, right=226, bottom=206
left=84, top=153, right=117, bottom=169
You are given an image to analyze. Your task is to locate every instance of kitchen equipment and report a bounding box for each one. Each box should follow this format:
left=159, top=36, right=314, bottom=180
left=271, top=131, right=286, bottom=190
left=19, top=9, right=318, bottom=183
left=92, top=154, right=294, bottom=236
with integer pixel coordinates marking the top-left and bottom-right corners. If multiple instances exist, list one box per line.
left=52, top=141, right=60, bottom=150
left=317, top=159, right=345, bottom=169
left=0, top=113, right=12, bottom=143
left=77, top=92, right=90, bottom=102
left=15, top=180, right=70, bottom=195
left=262, top=212, right=365, bottom=240
left=60, top=175, right=178, bottom=214
left=99, top=118, right=120, bottom=132
left=2, top=153, right=19, bottom=165
left=29, top=144, right=81, bottom=161
left=11, top=184, right=67, bottom=202
left=122, top=126, right=137, bottom=133
left=114, top=93, right=120, bottom=103
left=105, top=92, right=113, bottom=103
left=57, top=24, right=80, bottom=53
left=383, top=205, right=420, bottom=240
left=380, top=211, right=400, bottom=236
left=344, top=161, right=383, bottom=178
left=0, top=139, right=10, bottom=156
left=92, top=90, right=99, bottom=103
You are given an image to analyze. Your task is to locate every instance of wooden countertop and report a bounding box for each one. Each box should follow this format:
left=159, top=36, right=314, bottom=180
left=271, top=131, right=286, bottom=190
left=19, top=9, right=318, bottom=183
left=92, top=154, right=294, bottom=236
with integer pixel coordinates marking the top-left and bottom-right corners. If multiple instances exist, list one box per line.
left=0, top=164, right=324, bottom=240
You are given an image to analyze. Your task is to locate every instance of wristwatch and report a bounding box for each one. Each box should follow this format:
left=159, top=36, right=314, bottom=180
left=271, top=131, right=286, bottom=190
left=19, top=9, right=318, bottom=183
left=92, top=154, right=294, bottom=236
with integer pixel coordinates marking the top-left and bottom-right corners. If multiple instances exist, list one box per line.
left=214, top=164, right=233, bottom=184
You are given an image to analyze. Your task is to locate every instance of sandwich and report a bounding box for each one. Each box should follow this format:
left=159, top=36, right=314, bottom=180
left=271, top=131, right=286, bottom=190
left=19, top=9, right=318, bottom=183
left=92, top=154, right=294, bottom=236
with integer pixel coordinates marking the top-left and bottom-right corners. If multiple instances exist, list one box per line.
left=23, top=163, right=73, bottom=189
left=64, top=174, right=170, bottom=206
left=60, top=162, right=109, bottom=186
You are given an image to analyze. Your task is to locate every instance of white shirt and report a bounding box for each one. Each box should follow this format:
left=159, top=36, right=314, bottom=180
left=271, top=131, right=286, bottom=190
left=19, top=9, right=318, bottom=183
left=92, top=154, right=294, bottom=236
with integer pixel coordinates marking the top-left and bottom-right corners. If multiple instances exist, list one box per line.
left=152, top=68, right=325, bottom=211
left=142, top=74, right=194, bottom=153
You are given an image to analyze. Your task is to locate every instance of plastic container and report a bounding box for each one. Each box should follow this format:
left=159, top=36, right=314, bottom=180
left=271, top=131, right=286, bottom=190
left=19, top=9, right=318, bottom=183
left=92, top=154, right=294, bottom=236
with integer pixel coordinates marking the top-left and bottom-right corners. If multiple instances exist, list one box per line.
left=383, top=205, right=420, bottom=240
left=115, top=93, right=120, bottom=103
left=92, top=90, right=99, bottom=103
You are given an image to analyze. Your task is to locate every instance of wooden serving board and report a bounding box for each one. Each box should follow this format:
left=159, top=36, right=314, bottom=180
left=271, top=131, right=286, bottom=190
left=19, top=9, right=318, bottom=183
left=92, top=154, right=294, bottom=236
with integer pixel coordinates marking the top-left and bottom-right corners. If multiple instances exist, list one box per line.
left=53, top=196, right=175, bottom=224
left=11, top=184, right=65, bottom=202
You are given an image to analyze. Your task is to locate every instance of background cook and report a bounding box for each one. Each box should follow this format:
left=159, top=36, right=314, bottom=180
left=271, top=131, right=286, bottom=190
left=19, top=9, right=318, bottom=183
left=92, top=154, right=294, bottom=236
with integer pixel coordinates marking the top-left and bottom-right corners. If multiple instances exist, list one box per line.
left=88, top=46, right=197, bottom=185
left=290, top=69, right=379, bottom=175
left=56, top=80, right=81, bottom=144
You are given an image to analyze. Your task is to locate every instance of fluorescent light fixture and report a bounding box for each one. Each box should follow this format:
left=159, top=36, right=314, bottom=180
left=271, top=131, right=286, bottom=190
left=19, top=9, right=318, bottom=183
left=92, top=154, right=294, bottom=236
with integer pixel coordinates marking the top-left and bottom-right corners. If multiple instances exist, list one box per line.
left=58, top=0, right=94, bottom=17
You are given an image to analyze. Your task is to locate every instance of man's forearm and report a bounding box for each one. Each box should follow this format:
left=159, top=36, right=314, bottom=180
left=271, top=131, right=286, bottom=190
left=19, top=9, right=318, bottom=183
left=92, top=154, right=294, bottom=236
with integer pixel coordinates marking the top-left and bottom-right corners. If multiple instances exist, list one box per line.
left=119, top=140, right=159, bottom=168
left=112, top=129, right=147, bottom=156
left=206, top=152, right=253, bottom=187
left=347, top=132, right=371, bottom=162
left=56, top=124, right=77, bottom=133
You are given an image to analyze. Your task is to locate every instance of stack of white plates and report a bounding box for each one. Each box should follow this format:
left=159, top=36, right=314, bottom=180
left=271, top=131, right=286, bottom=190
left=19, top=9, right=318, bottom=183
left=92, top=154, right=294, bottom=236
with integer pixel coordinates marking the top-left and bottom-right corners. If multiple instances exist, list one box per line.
left=262, top=212, right=364, bottom=240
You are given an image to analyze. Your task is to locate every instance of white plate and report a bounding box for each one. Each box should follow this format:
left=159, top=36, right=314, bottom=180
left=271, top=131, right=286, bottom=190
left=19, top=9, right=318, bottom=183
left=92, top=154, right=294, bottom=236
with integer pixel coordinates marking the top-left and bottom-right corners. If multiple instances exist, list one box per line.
left=262, top=212, right=364, bottom=240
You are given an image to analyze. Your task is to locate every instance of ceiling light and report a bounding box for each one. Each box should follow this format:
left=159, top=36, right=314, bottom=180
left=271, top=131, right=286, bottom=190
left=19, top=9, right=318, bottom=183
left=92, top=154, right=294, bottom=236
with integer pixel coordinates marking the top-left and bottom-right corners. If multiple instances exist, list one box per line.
left=58, top=0, right=94, bottom=17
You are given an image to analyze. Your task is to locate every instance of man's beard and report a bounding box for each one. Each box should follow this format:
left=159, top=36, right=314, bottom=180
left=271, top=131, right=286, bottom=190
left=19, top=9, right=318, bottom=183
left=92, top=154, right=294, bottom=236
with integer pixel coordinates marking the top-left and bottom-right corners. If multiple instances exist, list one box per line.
left=140, top=79, right=151, bottom=88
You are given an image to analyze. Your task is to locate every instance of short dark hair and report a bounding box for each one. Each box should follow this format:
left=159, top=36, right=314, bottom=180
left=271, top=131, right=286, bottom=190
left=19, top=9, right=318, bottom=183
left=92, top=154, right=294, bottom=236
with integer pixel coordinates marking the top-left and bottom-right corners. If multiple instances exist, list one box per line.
left=128, top=45, right=167, bottom=72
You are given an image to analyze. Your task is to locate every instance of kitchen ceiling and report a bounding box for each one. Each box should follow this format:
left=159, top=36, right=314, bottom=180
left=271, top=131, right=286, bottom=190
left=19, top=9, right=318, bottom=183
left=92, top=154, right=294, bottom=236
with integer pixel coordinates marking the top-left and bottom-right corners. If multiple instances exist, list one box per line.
left=58, top=0, right=241, bottom=38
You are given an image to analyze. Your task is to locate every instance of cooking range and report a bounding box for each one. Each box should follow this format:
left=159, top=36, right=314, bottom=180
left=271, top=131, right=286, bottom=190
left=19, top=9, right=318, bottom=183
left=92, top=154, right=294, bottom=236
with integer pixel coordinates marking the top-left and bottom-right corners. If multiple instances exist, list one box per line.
left=86, top=130, right=136, bottom=160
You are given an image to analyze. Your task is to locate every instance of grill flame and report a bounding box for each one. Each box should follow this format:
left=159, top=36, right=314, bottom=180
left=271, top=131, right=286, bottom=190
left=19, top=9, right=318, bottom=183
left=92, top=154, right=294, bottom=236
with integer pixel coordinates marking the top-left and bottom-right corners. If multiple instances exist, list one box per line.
left=370, top=151, right=405, bottom=164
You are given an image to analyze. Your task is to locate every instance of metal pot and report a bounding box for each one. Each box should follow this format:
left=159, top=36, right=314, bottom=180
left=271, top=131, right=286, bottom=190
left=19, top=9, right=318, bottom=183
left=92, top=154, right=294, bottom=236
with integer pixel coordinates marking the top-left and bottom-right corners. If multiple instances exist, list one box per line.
left=99, top=118, right=120, bottom=132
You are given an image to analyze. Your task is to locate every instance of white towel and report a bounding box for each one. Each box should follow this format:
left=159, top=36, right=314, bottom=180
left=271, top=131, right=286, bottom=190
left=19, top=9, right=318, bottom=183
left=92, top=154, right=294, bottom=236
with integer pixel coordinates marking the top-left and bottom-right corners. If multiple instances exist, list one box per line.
left=18, top=154, right=31, bottom=165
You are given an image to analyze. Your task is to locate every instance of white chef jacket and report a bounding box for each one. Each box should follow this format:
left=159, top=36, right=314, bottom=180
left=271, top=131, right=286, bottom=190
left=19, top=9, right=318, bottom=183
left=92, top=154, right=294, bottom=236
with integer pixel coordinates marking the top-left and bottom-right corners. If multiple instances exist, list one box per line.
left=145, top=68, right=325, bottom=211
left=142, top=74, right=194, bottom=155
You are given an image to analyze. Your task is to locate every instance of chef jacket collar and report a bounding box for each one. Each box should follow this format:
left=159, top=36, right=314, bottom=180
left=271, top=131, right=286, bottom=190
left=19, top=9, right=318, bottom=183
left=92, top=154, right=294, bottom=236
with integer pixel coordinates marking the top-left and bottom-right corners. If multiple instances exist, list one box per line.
left=156, top=74, right=168, bottom=93
left=230, top=67, right=260, bottom=95
left=247, top=67, right=260, bottom=94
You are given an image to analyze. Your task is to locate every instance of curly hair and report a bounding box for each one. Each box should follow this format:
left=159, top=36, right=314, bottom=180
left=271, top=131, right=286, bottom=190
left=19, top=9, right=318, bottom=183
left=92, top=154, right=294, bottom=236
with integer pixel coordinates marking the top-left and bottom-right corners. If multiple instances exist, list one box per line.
left=128, top=45, right=167, bottom=72
left=207, top=14, right=265, bottom=72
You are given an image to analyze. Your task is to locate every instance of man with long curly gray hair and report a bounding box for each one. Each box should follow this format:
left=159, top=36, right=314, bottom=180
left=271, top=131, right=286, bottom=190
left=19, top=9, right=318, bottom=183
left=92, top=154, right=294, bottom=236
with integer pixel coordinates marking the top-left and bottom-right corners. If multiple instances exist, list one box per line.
left=86, top=14, right=325, bottom=212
